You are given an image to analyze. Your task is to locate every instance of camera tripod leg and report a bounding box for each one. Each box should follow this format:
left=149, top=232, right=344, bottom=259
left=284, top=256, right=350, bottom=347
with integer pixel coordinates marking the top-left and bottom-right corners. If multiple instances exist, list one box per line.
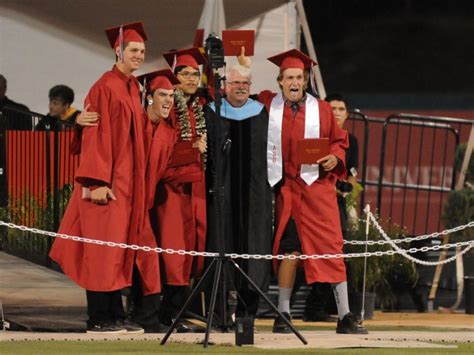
left=229, top=258, right=308, bottom=345
left=160, top=258, right=217, bottom=345
left=203, top=257, right=223, bottom=347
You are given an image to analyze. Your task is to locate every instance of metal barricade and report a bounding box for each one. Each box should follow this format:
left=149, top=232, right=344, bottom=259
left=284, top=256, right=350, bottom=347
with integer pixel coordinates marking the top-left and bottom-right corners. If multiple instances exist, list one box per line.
left=0, top=106, right=78, bottom=266
left=376, top=113, right=473, bottom=235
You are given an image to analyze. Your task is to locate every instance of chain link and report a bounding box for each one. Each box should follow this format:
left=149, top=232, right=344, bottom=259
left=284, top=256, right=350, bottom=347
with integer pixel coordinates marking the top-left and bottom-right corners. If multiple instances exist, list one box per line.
left=367, top=213, right=474, bottom=266
left=0, top=219, right=472, bottom=265
left=343, top=220, right=474, bottom=246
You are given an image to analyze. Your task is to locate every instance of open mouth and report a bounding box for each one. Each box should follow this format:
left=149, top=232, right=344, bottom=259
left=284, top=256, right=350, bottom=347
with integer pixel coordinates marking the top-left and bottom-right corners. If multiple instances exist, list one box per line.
left=288, top=87, right=300, bottom=99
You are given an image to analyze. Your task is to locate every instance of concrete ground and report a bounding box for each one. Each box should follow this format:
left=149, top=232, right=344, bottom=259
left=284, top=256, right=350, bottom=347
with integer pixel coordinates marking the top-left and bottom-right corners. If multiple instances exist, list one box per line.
left=1, top=251, right=473, bottom=350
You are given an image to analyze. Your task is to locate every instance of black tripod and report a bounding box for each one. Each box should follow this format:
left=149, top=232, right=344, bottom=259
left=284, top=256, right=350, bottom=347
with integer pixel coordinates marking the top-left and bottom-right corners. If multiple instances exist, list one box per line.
left=160, top=69, right=307, bottom=348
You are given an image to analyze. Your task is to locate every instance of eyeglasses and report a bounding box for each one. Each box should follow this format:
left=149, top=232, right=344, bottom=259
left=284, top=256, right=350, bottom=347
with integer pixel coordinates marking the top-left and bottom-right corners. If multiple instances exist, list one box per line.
left=177, top=71, right=200, bottom=79
left=227, top=80, right=251, bottom=86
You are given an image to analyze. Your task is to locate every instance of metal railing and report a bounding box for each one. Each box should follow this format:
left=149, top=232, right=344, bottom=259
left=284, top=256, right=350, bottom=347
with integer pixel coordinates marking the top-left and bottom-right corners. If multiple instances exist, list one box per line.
left=375, top=114, right=472, bottom=235
left=0, top=106, right=78, bottom=266
left=1, top=106, right=472, bottom=268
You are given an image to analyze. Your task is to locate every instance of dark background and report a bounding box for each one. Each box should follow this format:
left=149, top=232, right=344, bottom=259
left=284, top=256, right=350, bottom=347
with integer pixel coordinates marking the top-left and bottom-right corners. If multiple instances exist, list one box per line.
left=302, top=0, right=474, bottom=111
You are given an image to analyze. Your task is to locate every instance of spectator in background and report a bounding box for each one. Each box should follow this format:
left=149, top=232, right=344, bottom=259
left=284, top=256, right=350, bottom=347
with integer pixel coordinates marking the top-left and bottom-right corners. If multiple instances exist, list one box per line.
left=326, top=93, right=359, bottom=232
left=303, top=93, right=360, bottom=322
left=0, top=74, right=32, bottom=130
left=35, top=85, right=81, bottom=131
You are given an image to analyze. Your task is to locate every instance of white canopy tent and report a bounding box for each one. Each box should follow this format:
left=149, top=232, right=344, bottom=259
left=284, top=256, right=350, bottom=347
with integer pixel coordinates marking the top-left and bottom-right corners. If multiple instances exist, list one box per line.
left=0, top=0, right=322, bottom=113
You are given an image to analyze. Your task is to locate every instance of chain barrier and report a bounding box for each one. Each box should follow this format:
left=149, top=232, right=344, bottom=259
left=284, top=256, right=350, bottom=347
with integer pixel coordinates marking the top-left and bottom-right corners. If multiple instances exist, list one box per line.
left=1, top=219, right=473, bottom=265
left=367, top=213, right=473, bottom=266
left=343, top=220, right=474, bottom=246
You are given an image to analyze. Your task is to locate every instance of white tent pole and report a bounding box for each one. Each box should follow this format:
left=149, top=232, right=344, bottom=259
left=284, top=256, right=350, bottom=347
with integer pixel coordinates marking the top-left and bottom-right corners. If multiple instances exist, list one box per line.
left=294, top=0, right=326, bottom=99
left=197, top=0, right=226, bottom=39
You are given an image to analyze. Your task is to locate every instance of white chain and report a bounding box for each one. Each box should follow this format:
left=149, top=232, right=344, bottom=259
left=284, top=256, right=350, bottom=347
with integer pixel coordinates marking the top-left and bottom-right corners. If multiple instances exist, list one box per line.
left=0, top=220, right=473, bottom=264
left=367, top=213, right=474, bottom=266
left=343, top=221, right=474, bottom=245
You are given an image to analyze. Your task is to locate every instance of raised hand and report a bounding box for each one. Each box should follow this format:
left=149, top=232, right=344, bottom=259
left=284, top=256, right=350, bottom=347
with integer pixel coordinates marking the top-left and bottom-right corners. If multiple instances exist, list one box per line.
left=237, top=46, right=251, bottom=68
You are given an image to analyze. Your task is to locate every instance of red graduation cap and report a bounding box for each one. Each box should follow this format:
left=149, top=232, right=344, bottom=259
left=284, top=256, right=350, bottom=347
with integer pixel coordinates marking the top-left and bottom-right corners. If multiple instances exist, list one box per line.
left=137, top=69, right=180, bottom=92
left=267, top=49, right=317, bottom=71
left=162, top=47, right=206, bottom=70
left=105, top=21, right=147, bottom=49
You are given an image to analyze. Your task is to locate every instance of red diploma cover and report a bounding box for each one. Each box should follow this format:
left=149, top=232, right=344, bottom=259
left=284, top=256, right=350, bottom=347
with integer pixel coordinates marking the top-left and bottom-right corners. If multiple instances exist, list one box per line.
left=295, top=138, right=330, bottom=164
left=193, top=29, right=204, bottom=48
left=169, top=140, right=200, bottom=168
left=222, top=30, right=255, bottom=56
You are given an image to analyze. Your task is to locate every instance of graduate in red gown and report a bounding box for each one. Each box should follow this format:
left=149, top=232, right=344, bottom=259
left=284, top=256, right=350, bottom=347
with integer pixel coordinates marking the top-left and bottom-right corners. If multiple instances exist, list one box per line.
left=126, top=69, right=183, bottom=333
left=255, top=49, right=367, bottom=334
left=49, top=22, right=155, bottom=335
left=152, top=48, right=208, bottom=327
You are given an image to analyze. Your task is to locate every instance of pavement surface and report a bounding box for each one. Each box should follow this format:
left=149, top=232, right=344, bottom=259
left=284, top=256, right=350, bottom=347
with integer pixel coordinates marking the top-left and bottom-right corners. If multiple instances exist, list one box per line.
left=1, top=251, right=473, bottom=349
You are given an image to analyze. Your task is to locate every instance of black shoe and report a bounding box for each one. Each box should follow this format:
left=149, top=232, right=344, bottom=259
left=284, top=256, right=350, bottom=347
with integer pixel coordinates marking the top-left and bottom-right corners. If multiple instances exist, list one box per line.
left=115, top=319, right=144, bottom=335
left=336, top=313, right=368, bottom=334
left=175, top=321, right=192, bottom=333
left=272, top=312, right=293, bottom=334
left=303, top=312, right=338, bottom=322
left=161, top=317, right=194, bottom=333
left=86, top=322, right=127, bottom=335
left=142, top=322, right=169, bottom=333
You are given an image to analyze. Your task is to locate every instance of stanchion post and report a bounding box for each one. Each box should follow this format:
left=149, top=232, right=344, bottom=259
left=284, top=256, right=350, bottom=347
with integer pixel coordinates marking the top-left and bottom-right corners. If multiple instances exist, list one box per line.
left=361, top=204, right=371, bottom=321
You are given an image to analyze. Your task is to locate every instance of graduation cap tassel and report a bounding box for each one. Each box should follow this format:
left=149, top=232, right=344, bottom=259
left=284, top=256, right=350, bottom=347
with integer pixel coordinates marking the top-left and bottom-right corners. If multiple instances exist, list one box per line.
left=310, top=66, right=318, bottom=98
left=171, top=54, right=177, bottom=73
left=118, top=26, right=124, bottom=63
left=141, top=77, right=147, bottom=109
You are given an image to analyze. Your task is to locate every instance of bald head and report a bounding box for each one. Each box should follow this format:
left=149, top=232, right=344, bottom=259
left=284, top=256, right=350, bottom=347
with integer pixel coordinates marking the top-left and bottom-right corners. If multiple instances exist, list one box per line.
left=0, top=75, right=6, bottom=99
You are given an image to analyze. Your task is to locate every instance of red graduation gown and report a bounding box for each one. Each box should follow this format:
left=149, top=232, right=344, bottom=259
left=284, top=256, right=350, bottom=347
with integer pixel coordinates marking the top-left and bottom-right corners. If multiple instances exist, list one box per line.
left=50, top=66, right=161, bottom=295
left=150, top=98, right=207, bottom=286
left=259, top=91, right=349, bottom=284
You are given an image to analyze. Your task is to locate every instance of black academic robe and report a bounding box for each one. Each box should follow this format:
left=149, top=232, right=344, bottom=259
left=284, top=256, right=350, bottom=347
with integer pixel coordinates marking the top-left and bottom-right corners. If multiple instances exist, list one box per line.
left=205, top=103, right=273, bottom=292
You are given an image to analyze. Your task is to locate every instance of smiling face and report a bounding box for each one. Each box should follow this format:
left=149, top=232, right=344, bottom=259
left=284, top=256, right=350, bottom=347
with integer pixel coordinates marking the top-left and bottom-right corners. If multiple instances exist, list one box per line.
left=279, top=68, right=307, bottom=102
left=149, top=88, right=174, bottom=121
left=176, top=66, right=200, bottom=96
left=116, top=41, right=145, bottom=75
left=225, top=70, right=251, bottom=107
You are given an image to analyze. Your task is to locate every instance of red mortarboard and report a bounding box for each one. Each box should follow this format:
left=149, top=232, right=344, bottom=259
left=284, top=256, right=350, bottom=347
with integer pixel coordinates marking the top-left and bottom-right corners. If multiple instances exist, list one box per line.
left=162, top=47, right=206, bottom=70
left=137, top=69, right=180, bottom=92
left=267, top=49, right=317, bottom=71
left=105, top=21, right=147, bottom=49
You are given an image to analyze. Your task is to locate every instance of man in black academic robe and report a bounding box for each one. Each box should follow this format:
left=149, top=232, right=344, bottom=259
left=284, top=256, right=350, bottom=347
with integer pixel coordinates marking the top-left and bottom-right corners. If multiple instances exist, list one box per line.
left=204, top=64, right=273, bottom=321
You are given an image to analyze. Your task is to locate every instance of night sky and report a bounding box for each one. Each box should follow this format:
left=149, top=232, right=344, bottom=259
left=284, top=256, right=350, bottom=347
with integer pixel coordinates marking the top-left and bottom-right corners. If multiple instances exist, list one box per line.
left=302, top=0, right=474, bottom=109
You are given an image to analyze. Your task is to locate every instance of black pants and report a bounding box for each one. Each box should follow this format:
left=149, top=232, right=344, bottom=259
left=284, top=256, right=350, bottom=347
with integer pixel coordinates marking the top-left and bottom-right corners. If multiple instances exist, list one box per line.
left=304, top=282, right=334, bottom=317
left=337, top=195, right=348, bottom=236
left=159, top=285, right=188, bottom=325
left=86, top=290, right=126, bottom=327
left=127, top=267, right=162, bottom=327
left=235, top=288, right=260, bottom=317
left=279, top=219, right=302, bottom=254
